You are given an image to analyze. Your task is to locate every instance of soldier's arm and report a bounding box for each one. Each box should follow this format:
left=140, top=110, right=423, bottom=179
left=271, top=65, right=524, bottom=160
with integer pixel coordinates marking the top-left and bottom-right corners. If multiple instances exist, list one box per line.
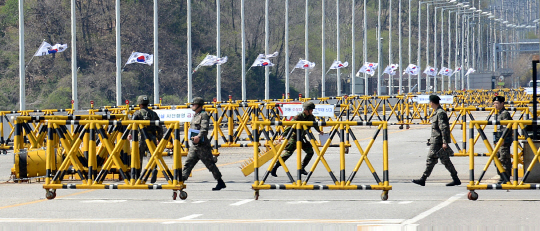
left=438, top=112, right=451, bottom=144
left=199, top=112, right=210, bottom=138
left=310, top=115, right=321, bottom=133
left=502, top=111, right=512, bottom=121
left=154, top=112, right=164, bottom=140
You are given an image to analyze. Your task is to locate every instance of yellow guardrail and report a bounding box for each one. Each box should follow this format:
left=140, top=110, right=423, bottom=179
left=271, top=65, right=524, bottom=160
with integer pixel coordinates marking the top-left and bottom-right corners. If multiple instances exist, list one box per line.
left=466, top=120, right=540, bottom=201
left=250, top=120, right=391, bottom=201
left=41, top=120, right=187, bottom=200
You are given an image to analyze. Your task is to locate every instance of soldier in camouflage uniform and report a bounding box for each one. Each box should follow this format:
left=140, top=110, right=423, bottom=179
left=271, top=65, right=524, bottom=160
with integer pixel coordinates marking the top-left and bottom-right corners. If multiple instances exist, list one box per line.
left=129, top=95, right=163, bottom=183
left=182, top=97, right=226, bottom=191
left=271, top=102, right=324, bottom=177
left=493, top=96, right=512, bottom=184
left=412, top=95, right=460, bottom=186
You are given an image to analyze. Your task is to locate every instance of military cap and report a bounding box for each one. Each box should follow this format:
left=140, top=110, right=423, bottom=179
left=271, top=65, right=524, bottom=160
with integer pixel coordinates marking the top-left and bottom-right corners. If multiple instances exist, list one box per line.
left=137, top=95, right=149, bottom=105
left=192, top=97, right=205, bottom=106
left=303, top=101, right=316, bottom=110
left=492, top=96, right=505, bottom=103
left=429, top=95, right=440, bottom=104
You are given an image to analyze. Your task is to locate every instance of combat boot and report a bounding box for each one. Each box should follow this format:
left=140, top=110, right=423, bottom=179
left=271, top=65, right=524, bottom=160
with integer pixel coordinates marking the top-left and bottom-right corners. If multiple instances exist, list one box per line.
left=270, top=163, right=281, bottom=177
left=446, top=175, right=461, bottom=186
left=212, top=179, right=226, bottom=191
left=412, top=177, right=426, bottom=186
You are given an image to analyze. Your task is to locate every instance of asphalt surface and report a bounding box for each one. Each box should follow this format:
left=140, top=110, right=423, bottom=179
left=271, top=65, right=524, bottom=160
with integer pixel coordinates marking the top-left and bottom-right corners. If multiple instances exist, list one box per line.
left=0, top=111, right=539, bottom=230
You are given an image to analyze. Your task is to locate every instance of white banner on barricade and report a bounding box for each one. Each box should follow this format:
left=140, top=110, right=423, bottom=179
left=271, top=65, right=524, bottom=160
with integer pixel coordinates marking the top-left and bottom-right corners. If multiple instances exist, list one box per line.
left=524, top=88, right=540, bottom=95
left=155, top=109, right=195, bottom=122
left=413, top=95, right=454, bottom=104
left=281, top=104, right=335, bottom=117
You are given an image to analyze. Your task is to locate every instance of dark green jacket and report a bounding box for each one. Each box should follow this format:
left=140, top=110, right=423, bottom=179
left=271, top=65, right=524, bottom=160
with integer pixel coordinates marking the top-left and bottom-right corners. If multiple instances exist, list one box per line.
left=430, top=106, right=451, bottom=144
left=132, top=108, right=164, bottom=140
left=283, top=112, right=321, bottom=138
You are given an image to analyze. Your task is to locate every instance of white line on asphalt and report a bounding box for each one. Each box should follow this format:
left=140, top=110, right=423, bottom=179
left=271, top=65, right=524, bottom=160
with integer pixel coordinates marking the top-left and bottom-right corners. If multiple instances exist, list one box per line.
left=162, top=214, right=204, bottom=224
left=192, top=201, right=207, bottom=204
left=161, top=201, right=186, bottom=204
left=398, top=201, right=413, bottom=204
left=402, top=193, right=465, bottom=225
left=229, top=199, right=254, bottom=206
left=178, top=214, right=203, bottom=220
left=0, top=218, right=405, bottom=224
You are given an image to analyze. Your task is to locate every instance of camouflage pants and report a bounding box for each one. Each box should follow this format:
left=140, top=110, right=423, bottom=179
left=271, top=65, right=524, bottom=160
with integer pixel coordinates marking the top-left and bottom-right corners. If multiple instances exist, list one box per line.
left=182, top=144, right=222, bottom=181
left=497, top=145, right=512, bottom=174
left=280, top=138, right=314, bottom=168
left=138, top=133, right=158, bottom=167
left=422, top=143, right=458, bottom=178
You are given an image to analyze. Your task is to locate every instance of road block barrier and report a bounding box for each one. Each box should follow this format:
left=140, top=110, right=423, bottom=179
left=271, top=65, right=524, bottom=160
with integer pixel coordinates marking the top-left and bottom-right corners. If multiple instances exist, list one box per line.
left=466, top=120, right=540, bottom=201
left=40, top=120, right=187, bottom=200
left=250, top=120, right=391, bottom=201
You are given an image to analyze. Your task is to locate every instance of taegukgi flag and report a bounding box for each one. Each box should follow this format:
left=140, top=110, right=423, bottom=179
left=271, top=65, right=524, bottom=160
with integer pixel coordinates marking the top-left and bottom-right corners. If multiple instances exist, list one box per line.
left=404, top=64, right=420, bottom=75
left=329, top=60, right=349, bottom=69
left=383, top=64, right=399, bottom=75
left=294, top=60, right=315, bottom=69
left=423, top=66, right=438, bottom=76
left=465, top=68, right=476, bottom=76
left=356, top=62, right=378, bottom=76
left=251, top=54, right=274, bottom=67
left=125, top=52, right=154, bottom=66
left=34, top=41, right=68, bottom=56
left=453, top=66, right=462, bottom=74
left=438, top=67, right=453, bottom=76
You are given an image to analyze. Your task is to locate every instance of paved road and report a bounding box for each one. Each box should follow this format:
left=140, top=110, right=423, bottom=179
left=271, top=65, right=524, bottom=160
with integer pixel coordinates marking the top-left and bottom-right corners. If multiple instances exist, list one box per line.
left=0, top=116, right=538, bottom=230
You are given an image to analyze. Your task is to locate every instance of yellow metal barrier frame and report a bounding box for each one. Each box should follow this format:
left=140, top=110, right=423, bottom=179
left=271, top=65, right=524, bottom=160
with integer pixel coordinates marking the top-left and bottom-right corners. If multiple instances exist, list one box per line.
left=466, top=120, right=540, bottom=201
left=251, top=120, right=391, bottom=201
left=41, top=120, right=187, bottom=200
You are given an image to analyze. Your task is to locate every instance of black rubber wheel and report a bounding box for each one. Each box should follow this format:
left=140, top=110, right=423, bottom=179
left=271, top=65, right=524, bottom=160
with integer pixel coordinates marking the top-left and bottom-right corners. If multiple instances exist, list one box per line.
left=399, top=125, right=404, bottom=130
left=45, top=190, right=56, bottom=200
left=467, top=191, right=478, bottom=201
left=381, top=191, right=389, bottom=201
left=179, top=191, right=188, bottom=200
left=3, top=150, right=6, bottom=155
left=254, top=190, right=259, bottom=200
left=213, top=156, right=218, bottom=163
left=172, top=191, right=177, bottom=200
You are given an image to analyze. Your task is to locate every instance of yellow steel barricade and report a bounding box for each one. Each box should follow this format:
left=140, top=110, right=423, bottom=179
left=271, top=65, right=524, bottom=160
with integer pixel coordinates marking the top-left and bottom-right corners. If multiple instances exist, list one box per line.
left=251, top=120, right=391, bottom=201
left=466, top=120, right=540, bottom=201
left=42, top=120, right=187, bottom=200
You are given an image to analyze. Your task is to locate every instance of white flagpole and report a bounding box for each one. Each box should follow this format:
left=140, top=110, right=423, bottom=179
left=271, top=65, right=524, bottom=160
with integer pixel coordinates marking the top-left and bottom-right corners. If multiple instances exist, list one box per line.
left=285, top=0, right=289, bottom=98
left=19, top=0, right=25, bottom=111
left=336, top=0, right=341, bottom=96
left=154, top=0, right=159, bottom=104
left=264, top=0, right=269, bottom=100
left=71, top=0, right=78, bottom=110
left=187, top=0, right=192, bottom=102
left=116, top=0, right=121, bottom=106
left=305, top=0, right=309, bottom=98
left=241, top=0, right=246, bottom=101
left=322, top=0, right=326, bottom=98
left=216, top=0, right=221, bottom=101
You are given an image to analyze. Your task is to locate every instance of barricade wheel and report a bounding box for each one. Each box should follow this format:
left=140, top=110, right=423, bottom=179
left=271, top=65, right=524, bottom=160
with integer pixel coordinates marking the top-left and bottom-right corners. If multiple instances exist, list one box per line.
left=179, top=191, right=188, bottom=200
left=213, top=156, right=218, bottom=163
left=45, top=190, right=56, bottom=200
left=2, top=150, right=6, bottom=155
left=381, top=191, right=388, bottom=201
left=399, top=125, right=404, bottom=130
left=467, top=191, right=478, bottom=201
left=172, top=191, right=177, bottom=200
left=254, top=190, right=259, bottom=200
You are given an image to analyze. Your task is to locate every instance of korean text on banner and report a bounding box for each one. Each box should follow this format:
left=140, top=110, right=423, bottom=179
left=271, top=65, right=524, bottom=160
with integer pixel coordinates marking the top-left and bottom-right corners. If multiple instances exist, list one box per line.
left=281, top=104, right=335, bottom=117
left=155, top=109, right=195, bottom=122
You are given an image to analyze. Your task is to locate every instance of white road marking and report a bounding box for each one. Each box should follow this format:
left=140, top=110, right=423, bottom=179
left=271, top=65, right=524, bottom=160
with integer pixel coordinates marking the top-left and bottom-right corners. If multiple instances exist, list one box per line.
left=161, top=201, right=186, bottom=204
left=0, top=218, right=405, bottom=224
left=287, top=201, right=329, bottom=204
left=229, top=199, right=254, bottom=206
left=80, top=200, right=126, bottom=203
left=162, top=214, right=203, bottom=224
left=178, top=214, right=203, bottom=220
left=398, top=201, right=413, bottom=204
left=402, top=193, right=465, bottom=225
left=192, top=201, right=207, bottom=204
